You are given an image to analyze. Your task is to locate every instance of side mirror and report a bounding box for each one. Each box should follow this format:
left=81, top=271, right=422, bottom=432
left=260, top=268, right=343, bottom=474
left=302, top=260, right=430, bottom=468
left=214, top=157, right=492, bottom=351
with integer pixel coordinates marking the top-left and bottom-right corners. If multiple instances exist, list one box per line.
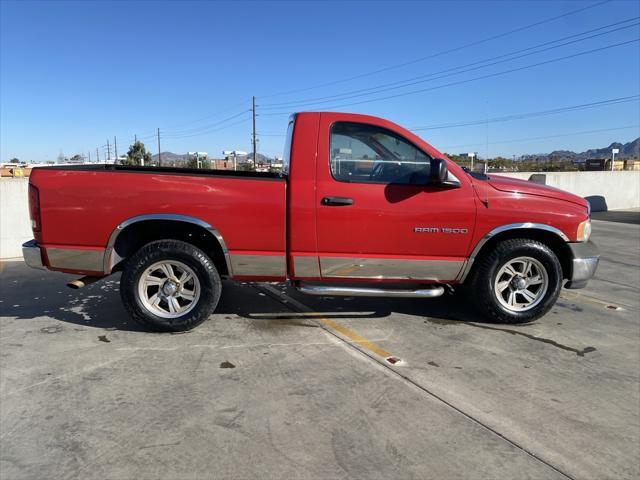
left=429, top=158, right=448, bottom=185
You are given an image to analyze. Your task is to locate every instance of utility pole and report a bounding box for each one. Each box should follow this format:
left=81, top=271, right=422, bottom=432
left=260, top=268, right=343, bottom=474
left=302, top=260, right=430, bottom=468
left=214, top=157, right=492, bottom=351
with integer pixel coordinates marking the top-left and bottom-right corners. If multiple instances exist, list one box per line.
left=114, top=136, right=118, bottom=164
left=106, top=139, right=111, bottom=163
left=134, top=134, right=137, bottom=144
left=88, top=151, right=91, bottom=162
left=157, top=128, right=162, bottom=167
left=96, top=148, right=100, bottom=163
left=252, top=96, right=257, bottom=171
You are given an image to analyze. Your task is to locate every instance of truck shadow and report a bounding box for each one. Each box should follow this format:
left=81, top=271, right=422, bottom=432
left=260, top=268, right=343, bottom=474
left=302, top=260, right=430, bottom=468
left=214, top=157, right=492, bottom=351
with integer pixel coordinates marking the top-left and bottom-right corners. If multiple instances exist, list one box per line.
left=591, top=209, right=640, bottom=225
left=249, top=285, right=487, bottom=325
left=1, top=264, right=499, bottom=333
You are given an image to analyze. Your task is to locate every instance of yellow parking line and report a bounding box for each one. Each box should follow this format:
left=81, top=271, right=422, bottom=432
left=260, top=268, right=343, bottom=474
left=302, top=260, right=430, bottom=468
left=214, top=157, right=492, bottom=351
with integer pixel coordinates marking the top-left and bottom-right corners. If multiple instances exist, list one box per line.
left=318, top=317, right=392, bottom=359
left=258, top=285, right=396, bottom=361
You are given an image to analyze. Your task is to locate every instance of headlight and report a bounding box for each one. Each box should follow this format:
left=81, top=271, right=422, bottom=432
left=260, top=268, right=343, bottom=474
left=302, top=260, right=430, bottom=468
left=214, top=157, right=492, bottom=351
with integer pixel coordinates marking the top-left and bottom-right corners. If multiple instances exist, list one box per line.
left=577, top=219, right=592, bottom=242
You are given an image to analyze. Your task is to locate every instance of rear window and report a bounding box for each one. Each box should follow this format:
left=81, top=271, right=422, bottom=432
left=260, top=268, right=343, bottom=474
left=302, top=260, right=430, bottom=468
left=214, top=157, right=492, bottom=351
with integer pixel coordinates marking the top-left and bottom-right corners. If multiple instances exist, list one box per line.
left=281, top=120, right=294, bottom=176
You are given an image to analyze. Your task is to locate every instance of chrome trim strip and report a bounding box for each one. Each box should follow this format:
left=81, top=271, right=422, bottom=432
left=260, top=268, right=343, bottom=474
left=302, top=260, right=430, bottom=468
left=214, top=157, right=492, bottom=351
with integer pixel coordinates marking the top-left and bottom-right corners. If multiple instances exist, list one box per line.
left=104, top=213, right=232, bottom=275
left=319, top=257, right=463, bottom=281
left=456, top=259, right=472, bottom=283
left=297, top=283, right=445, bottom=298
left=229, top=254, right=286, bottom=277
left=22, top=240, right=46, bottom=270
left=293, top=256, right=321, bottom=277
left=456, top=222, right=571, bottom=283
left=47, top=247, right=104, bottom=272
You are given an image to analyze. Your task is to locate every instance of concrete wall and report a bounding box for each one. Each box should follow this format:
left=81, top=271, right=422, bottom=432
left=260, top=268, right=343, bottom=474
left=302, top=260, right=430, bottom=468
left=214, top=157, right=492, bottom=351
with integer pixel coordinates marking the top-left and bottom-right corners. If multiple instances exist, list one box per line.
left=491, top=171, right=640, bottom=211
left=0, top=172, right=638, bottom=259
left=1, top=178, right=32, bottom=259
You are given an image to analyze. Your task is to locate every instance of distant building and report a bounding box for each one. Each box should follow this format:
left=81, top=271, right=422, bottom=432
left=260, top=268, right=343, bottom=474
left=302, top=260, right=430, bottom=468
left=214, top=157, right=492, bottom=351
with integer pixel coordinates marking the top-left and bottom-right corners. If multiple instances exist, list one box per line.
left=585, top=159, right=606, bottom=171
left=212, top=159, right=233, bottom=170
left=222, top=150, right=248, bottom=170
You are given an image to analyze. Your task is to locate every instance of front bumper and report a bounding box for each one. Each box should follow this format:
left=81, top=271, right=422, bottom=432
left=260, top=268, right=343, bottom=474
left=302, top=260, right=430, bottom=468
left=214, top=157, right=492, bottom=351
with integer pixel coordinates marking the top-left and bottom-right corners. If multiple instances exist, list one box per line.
left=22, top=240, right=46, bottom=270
left=565, top=240, right=599, bottom=289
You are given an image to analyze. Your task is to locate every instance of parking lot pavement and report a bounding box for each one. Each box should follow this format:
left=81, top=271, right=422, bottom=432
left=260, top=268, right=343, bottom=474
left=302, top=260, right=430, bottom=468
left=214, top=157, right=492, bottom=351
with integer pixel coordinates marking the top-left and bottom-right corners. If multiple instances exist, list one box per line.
left=1, top=219, right=638, bottom=480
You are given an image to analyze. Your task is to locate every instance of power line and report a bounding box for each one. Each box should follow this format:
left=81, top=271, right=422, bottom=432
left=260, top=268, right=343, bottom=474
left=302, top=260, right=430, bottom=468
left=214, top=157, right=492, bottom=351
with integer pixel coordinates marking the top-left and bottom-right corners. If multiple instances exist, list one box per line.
left=161, top=117, right=251, bottom=139
left=261, top=38, right=639, bottom=114
left=409, top=95, right=639, bottom=131
left=93, top=3, right=632, bottom=150
left=256, top=97, right=638, bottom=141
left=260, top=18, right=639, bottom=109
left=162, top=109, right=251, bottom=136
left=260, top=0, right=612, bottom=99
left=100, top=3, right=622, bottom=146
left=162, top=100, right=250, bottom=130
left=440, top=125, right=640, bottom=150
left=108, top=111, right=251, bottom=146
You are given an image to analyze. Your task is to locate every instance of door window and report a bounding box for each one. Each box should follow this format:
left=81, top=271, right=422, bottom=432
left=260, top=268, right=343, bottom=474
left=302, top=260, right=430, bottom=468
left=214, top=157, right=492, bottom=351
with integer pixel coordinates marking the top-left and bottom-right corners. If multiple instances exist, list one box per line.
left=330, top=122, right=431, bottom=184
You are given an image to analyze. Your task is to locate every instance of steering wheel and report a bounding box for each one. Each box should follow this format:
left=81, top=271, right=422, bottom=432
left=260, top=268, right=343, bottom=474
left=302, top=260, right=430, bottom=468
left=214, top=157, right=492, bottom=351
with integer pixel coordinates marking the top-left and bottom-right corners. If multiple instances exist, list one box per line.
left=370, top=162, right=385, bottom=180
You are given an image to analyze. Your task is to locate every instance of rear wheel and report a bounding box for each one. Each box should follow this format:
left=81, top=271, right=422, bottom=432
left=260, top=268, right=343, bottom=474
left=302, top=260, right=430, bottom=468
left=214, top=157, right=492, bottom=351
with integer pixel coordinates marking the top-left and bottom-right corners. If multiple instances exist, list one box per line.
left=467, top=238, right=562, bottom=324
left=121, top=240, right=221, bottom=331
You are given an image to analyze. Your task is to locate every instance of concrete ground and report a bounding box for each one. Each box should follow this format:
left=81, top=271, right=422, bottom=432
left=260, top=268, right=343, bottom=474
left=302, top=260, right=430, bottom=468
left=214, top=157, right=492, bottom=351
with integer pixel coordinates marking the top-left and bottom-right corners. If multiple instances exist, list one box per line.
left=1, top=217, right=638, bottom=480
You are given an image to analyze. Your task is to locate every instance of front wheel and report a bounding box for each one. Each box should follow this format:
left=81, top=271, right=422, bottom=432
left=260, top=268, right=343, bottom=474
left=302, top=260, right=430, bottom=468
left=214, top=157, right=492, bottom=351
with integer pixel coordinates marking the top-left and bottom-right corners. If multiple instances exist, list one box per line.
left=120, top=240, right=222, bottom=331
left=467, top=239, right=562, bottom=324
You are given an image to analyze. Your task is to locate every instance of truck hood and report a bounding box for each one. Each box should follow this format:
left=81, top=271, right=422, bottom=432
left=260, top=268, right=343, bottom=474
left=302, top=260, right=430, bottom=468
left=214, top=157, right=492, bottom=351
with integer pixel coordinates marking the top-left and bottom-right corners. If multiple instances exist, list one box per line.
left=487, top=175, right=588, bottom=208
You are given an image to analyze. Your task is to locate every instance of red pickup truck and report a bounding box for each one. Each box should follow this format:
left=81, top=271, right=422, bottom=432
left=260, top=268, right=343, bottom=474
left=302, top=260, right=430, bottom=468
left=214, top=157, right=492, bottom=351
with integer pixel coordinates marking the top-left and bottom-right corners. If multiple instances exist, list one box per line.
left=23, top=112, right=599, bottom=331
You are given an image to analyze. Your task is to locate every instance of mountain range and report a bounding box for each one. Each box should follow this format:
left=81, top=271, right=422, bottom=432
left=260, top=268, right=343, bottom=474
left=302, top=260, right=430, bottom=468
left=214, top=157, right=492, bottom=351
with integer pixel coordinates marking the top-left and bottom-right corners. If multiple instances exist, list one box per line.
left=521, top=137, right=639, bottom=162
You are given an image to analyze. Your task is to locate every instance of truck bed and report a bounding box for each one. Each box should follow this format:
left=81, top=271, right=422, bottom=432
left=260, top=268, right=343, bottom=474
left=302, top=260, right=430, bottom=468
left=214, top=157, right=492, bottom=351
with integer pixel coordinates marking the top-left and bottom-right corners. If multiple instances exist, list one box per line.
left=29, top=164, right=287, bottom=278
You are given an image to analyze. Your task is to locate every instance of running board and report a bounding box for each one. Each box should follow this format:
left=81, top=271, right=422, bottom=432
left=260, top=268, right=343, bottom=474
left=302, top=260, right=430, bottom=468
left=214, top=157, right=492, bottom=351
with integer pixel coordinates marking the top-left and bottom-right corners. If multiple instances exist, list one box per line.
left=296, top=283, right=445, bottom=298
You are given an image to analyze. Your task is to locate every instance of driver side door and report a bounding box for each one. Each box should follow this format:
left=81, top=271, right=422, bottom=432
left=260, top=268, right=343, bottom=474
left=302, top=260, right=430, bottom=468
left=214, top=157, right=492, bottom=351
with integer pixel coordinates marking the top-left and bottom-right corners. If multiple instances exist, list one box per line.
left=315, top=114, right=476, bottom=282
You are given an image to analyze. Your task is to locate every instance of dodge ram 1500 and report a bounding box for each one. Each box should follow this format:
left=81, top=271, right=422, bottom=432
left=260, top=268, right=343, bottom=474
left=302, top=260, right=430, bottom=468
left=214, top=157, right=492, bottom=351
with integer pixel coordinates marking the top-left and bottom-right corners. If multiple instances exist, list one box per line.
left=23, top=112, right=599, bottom=331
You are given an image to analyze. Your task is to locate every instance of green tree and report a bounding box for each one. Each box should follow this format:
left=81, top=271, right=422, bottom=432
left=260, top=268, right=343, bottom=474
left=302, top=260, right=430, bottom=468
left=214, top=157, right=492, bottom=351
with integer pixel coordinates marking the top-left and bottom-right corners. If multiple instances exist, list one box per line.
left=442, top=152, right=473, bottom=169
left=70, top=154, right=83, bottom=162
left=490, top=156, right=512, bottom=171
left=9, top=158, right=20, bottom=164
left=123, top=141, right=152, bottom=166
left=237, top=162, right=255, bottom=172
left=187, top=156, right=211, bottom=169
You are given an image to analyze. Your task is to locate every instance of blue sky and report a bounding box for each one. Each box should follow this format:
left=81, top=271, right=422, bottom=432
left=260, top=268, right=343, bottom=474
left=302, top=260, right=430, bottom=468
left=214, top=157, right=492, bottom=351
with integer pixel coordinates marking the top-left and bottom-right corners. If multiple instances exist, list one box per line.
left=1, top=0, right=639, bottom=162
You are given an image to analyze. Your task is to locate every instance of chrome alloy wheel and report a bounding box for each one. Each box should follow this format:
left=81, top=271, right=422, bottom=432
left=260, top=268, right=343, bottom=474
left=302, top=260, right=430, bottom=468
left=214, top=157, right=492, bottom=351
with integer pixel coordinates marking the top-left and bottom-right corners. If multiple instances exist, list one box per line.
left=494, top=256, right=548, bottom=312
left=138, top=260, right=201, bottom=318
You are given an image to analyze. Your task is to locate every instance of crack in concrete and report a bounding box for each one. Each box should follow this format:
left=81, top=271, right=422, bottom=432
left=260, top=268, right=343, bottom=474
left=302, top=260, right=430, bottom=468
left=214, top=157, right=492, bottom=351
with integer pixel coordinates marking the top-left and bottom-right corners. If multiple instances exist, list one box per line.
left=462, top=323, right=597, bottom=356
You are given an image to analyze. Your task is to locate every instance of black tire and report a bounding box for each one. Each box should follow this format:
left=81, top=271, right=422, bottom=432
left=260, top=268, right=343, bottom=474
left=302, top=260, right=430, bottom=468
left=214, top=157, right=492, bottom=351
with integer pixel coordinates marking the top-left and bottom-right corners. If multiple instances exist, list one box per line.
left=120, top=239, right=222, bottom=332
left=466, top=238, right=562, bottom=324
